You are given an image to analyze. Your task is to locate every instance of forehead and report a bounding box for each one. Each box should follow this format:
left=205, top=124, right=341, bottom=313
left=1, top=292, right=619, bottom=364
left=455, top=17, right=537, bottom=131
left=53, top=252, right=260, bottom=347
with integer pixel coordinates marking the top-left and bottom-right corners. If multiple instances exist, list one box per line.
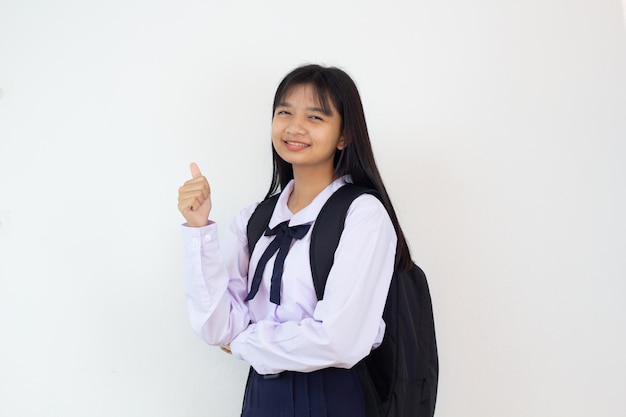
left=278, top=83, right=337, bottom=114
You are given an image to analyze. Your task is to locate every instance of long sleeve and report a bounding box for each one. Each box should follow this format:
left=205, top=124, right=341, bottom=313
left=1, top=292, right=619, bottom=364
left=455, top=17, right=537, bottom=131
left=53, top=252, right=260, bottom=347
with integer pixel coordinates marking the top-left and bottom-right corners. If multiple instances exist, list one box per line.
left=182, top=204, right=257, bottom=346
left=229, top=194, right=397, bottom=375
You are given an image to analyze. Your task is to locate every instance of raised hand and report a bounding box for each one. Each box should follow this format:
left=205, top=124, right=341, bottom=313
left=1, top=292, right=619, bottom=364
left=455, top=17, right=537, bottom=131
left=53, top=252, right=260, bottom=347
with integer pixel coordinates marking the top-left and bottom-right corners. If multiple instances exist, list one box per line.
left=178, top=162, right=212, bottom=227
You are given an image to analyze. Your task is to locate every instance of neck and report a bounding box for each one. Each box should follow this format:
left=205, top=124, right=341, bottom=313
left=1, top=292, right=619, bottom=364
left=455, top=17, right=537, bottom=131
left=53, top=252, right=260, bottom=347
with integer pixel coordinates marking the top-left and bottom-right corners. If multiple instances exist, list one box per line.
left=288, top=166, right=336, bottom=214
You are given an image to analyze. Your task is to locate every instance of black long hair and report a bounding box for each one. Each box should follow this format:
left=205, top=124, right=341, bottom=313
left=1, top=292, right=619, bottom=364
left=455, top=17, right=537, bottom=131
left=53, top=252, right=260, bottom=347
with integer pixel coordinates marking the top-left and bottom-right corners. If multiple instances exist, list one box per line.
left=265, top=64, right=412, bottom=270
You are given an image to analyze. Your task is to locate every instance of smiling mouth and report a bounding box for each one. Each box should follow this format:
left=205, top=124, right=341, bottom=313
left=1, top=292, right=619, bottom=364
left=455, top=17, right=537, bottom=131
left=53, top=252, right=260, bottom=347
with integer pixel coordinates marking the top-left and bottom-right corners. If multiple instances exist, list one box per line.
left=284, top=141, right=309, bottom=148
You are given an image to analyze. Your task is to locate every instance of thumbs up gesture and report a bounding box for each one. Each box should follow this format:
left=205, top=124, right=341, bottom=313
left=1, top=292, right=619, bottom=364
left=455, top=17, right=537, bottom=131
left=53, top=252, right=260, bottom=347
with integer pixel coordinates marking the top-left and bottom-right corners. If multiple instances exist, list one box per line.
left=178, top=162, right=212, bottom=227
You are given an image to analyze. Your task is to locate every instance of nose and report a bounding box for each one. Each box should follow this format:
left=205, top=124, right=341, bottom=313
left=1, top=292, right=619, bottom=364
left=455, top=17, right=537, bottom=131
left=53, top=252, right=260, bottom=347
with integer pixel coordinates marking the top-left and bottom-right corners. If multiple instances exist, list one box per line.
left=285, top=116, right=306, bottom=135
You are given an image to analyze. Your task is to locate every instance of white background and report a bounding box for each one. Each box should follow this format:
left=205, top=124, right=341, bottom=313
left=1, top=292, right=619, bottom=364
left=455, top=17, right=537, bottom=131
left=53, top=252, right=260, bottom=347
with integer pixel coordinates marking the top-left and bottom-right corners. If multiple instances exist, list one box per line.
left=1, top=1, right=625, bottom=416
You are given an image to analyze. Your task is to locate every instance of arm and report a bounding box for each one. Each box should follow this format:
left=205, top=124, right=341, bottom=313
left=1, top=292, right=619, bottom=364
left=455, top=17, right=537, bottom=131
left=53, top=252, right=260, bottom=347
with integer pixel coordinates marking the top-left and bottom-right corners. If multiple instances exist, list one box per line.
left=229, top=195, right=396, bottom=374
left=182, top=216, right=252, bottom=346
left=179, top=162, right=253, bottom=346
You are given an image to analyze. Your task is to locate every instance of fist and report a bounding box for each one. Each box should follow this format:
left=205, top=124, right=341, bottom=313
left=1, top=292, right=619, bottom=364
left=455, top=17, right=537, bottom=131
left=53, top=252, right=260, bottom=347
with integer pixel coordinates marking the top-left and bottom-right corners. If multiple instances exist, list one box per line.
left=178, top=162, right=212, bottom=227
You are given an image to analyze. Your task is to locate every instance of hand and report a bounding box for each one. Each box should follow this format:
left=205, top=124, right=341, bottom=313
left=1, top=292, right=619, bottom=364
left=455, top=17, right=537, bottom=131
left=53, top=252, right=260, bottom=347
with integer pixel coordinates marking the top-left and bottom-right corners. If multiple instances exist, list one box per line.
left=219, top=344, right=232, bottom=355
left=178, top=162, right=212, bottom=227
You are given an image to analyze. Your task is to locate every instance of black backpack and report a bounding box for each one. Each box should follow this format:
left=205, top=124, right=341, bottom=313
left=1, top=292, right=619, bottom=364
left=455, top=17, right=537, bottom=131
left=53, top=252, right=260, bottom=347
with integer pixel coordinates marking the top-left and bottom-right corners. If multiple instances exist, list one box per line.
left=247, top=184, right=439, bottom=417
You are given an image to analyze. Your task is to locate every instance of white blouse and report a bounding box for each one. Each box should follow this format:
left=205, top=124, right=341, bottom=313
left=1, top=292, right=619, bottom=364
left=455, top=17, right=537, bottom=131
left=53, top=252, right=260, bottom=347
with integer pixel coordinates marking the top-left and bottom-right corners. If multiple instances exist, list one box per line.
left=182, top=176, right=397, bottom=375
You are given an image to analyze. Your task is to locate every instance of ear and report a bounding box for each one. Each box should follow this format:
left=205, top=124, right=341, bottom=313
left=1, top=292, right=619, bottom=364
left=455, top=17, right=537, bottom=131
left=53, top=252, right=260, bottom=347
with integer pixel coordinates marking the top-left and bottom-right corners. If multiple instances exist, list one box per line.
left=337, top=136, right=346, bottom=150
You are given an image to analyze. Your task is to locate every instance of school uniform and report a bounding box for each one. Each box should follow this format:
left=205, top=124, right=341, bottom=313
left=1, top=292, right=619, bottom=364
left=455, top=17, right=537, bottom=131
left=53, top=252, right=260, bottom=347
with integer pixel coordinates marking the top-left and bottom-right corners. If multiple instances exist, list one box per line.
left=182, top=175, right=397, bottom=417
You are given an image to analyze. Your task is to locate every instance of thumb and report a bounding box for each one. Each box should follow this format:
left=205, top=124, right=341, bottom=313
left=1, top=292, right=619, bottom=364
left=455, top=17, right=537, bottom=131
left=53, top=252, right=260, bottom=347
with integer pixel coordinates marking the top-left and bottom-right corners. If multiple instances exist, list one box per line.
left=189, top=162, right=202, bottom=178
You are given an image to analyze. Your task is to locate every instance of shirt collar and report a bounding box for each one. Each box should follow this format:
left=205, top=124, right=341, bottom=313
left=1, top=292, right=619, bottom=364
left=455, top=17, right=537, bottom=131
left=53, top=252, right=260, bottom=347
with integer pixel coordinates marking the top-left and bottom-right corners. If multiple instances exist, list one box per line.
left=269, top=175, right=352, bottom=228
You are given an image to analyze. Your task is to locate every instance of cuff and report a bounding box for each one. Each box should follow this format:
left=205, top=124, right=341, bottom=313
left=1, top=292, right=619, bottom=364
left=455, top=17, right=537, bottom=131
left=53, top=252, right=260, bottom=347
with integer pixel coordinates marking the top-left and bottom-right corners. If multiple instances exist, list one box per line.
left=181, top=221, right=219, bottom=251
left=230, top=323, right=255, bottom=362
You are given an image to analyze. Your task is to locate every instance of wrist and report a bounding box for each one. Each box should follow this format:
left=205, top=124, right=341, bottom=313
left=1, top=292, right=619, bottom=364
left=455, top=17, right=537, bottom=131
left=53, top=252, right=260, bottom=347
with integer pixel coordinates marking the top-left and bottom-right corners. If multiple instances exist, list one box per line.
left=187, top=220, right=210, bottom=227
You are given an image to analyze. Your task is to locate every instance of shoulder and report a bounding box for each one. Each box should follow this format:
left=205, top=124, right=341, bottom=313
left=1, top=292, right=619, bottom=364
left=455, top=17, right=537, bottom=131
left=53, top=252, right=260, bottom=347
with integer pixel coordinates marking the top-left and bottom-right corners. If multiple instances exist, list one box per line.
left=317, top=182, right=391, bottom=227
left=329, top=190, right=397, bottom=258
left=345, top=193, right=392, bottom=226
left=330, top=183, right=388, bottom=219
left=348, top=192, right=385, bottom=212
left=320, top=186, right=394, bottom=239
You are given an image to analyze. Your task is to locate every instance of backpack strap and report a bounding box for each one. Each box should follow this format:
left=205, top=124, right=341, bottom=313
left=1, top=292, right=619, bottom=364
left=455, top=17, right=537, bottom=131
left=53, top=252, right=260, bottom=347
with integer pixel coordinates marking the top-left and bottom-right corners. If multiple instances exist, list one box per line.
left=309, top=184, right=379, bottom=300
left=246, top=194, right=281, bottom=256
left=246, top=184, right=379, bottom=301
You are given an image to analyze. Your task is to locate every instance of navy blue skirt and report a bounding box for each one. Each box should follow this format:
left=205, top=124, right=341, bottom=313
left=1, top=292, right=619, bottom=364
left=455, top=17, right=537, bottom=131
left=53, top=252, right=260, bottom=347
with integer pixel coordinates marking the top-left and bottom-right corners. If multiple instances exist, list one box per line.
left=241, top=367, right=367, bottom=417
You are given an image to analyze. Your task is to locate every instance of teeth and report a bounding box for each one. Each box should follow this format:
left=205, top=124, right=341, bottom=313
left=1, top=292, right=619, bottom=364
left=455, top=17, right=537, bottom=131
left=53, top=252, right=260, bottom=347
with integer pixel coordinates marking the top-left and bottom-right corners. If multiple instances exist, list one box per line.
left=286, top=141, right=308, bottom=147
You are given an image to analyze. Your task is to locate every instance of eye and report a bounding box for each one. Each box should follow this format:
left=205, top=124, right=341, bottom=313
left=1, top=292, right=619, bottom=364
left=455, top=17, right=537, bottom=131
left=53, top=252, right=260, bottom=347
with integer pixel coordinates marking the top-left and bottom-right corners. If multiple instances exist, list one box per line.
left=309, top=114, right=324, bottom=121
left=275, top=109, right=291, bottom=116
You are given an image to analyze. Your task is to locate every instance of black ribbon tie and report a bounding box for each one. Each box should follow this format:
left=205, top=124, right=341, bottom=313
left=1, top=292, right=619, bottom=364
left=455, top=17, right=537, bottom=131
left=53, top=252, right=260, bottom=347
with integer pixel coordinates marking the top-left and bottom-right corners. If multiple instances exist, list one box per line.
left=246, top=221, right=311, bottom=305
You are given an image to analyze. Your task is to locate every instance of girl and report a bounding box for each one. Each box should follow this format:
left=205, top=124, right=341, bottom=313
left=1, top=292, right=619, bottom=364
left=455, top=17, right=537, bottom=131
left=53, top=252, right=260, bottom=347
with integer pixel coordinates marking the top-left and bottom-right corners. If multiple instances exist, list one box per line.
left=178, top=64, right=412, bottom=417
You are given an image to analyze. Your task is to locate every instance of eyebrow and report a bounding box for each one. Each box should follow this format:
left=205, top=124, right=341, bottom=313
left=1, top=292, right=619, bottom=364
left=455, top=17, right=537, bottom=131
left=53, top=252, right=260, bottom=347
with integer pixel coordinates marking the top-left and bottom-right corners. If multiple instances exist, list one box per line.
left=276, top=102, right=333, bottom=116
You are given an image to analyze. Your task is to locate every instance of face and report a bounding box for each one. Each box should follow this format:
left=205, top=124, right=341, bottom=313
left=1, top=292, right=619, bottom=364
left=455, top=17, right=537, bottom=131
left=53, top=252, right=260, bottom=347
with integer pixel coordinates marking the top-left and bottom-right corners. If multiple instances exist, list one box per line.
left=272, top=84, right=344, bottom=176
